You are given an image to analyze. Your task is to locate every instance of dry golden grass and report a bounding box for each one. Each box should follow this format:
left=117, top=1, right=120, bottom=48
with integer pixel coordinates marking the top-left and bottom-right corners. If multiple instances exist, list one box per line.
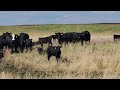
left=0, top=31, right=120, bottom=79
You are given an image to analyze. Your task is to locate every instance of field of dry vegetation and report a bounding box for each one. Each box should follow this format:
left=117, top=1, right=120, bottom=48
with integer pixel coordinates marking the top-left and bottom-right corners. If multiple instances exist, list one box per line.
left=0, top=24, right=120, bottom=79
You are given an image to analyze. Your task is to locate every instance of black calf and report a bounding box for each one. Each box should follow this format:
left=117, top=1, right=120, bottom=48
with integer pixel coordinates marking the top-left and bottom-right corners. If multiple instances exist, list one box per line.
left=0, top=49, right=4, bottom=59
left=25, top=39, right=33, bottom=52
left=47, top=46, right=62, bottom=63
left=113, top=34, right=120, bottom=41
left=38, top=36, right=52, bottom=47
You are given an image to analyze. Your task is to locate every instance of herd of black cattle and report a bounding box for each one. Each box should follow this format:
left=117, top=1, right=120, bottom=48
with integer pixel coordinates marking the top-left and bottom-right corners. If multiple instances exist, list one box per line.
left=0, top=31, right=120, bottom=62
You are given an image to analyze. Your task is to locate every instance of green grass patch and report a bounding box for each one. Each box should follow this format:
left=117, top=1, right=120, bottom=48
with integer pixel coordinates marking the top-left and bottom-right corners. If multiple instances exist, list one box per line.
left=0, top=24, right=120, bottom=35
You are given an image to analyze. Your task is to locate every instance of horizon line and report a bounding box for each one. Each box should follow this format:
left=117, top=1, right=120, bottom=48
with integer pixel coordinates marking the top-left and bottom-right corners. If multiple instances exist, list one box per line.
left=0, top=23, right=120, bottom=26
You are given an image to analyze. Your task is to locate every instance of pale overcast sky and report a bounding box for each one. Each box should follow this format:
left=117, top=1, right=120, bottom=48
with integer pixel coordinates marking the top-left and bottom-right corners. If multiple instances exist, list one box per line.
left=0, top=11, right=119, bottom=25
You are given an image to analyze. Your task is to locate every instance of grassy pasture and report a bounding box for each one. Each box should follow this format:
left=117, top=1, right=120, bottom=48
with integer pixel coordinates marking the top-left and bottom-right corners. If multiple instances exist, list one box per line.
left=0, top=24, right=120, bottom=79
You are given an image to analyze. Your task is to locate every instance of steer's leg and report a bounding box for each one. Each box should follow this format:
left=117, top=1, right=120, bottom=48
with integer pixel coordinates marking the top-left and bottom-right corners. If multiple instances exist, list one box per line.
left=88, top=39, right=90, bottom=44
left=15, top=47, right=18, bottom=53
left=30, top=46, right=32, bottom=51
left=41, top=43, right=43, bottom=48
left=85, top=41, right=87, bottom=44
left=50, top=42, right=52, bottom=46
left=21, top=47, right=24, bottom=53
left=56, top=55, right=61, bottom=63
left=56, top=57, right=59, bottom=63
left=81, top=40, right=84, bottom=46
left=48, top=55, right=50, bottom=61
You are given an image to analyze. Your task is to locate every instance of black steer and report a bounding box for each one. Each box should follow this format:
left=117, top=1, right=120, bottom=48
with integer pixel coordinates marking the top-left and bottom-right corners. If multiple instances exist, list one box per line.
left=25, top=39, right=33, bottom=52
left=81, top=31, right=91, bottom=44
left=51, top=35, right=58, bottom=41
left=38, top=36, right=52, bottom=47
left=0, top=49, right=4, bottom=59
left=47, top=46, right=62, bottom=63
left=19, top=33, right=29, bottom=53
left=0, top=32, right=13, bottom=51
left=113, top=34, right=120, bottom=41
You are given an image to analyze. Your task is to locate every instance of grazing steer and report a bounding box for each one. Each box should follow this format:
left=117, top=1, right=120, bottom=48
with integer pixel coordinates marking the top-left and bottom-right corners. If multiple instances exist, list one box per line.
left=113, top=34, right=120, bottom=41
left=47, top=46, right=62, bottom=63
left=25, top=39, right=33, bottom=52
left=37, top=36, right=52, bottom=47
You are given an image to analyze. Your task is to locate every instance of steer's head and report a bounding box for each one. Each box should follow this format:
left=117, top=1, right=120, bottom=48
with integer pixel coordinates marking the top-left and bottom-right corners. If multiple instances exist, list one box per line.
left=55, top=32, right=64, bottom=39
left=20, top=39, right=25, bottom=46
left=54, top=46, right=62, bottom=52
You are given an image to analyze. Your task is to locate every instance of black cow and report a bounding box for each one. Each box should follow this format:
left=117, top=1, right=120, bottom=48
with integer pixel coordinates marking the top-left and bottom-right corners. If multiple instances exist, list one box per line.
left=62, top=32, right=74, bottom=43
left=72, top=31, right=91, bottom=46
left=11, top=34, right=21, bottom=53
left=19, top=38, right=26, bottom=53
left=0, top=32, right=13, bottom=50
left=72, top=32, right=84, bottom=46
left=0, top=49, right=4, bottom=59
left=55, top=32, right=84, bottom=45
left=0, top=35, right=5, bottom=49
left=55, top=32, right=64, bottom=44
left=113, top=34, right=120, bottom=41
left=19, top=33, right=29, bottom=53
left=25, top=39, right=33, bottom=52
left=51, top=35, right=58, bottom=41
left=5, top=32, right=13, bottom=50
left=81, top=31, right=91, bottom=44
left=19, top=33, right=29, bottom=41
left=37, top=36, right=52, bottom=47
left=47, top=46, right=62, bottom=63
left=55, top=31, right=91, bottom=46
left=32, top=41, right=38, bottom=46
left=56, top=32, right=82, bottom=44
left=55, top=32, right=75, bottom=44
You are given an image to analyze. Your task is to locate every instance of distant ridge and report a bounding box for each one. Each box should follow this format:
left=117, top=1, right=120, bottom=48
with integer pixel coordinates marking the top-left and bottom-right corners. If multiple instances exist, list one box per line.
left=15, top=23, right=120, bottom=26
left=1, top=23, right=120, bottom=26
left=93, top=23, right=120, bottom=24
